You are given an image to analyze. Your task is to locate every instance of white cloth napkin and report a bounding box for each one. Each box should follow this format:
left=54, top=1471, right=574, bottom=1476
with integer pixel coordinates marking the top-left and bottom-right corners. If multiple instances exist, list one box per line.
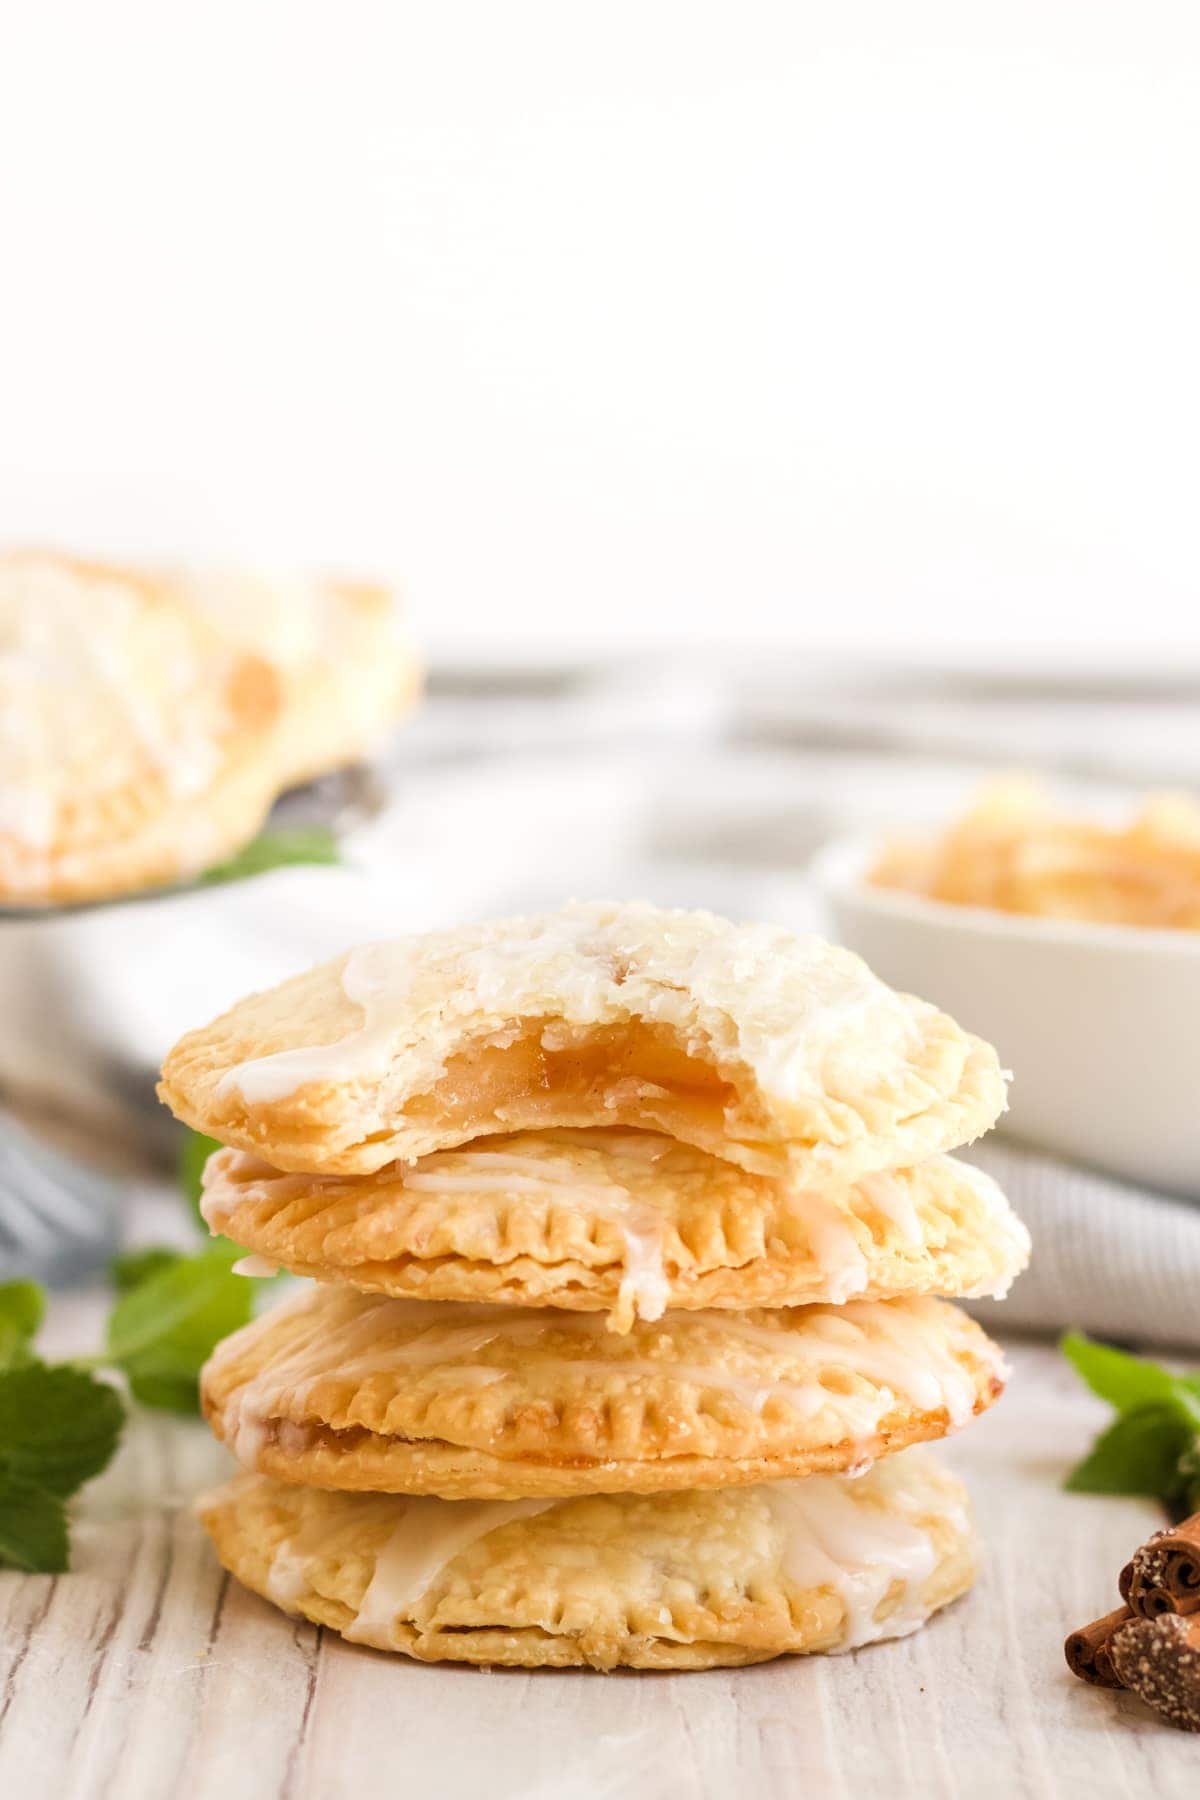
left=966, top=1140, right=1200, bottom=1354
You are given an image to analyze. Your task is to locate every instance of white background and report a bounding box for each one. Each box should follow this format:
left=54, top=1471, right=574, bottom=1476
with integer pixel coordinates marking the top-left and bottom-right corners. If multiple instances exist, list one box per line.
left=1, top=1, right=1198, bottom=659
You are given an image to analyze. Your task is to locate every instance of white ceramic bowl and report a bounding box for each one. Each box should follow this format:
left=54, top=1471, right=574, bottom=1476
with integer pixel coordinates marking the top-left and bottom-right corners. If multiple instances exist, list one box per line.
left=814, top=837, right=1200, bottom=1199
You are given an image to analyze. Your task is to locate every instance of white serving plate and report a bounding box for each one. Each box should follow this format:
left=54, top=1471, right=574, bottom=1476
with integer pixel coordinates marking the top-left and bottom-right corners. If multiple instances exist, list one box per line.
left=814, top=837, right=1200, bottom=1199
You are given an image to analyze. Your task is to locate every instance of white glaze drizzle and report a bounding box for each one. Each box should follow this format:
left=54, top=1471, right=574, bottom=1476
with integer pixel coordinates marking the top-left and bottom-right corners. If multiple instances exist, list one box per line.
left=232, top=1254, right=280, bottom=1279
left=859, top=1173, right=925, bottom=1247
left=217, top=942, right=430, bottom=1104
left=766, top=1467, right=939, bottom=1649
left=615, top=1205, right=671, bottom=1325
left=786, top=1189, right=869, bottom=1302
left=343, top=1497, right=556, bottom=1643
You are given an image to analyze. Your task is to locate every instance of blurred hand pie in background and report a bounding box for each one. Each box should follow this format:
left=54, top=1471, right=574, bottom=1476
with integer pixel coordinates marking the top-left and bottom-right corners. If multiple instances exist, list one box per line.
left=0, top=550, right=420, bottom=909
left=171, top=568, right=421, bottom=792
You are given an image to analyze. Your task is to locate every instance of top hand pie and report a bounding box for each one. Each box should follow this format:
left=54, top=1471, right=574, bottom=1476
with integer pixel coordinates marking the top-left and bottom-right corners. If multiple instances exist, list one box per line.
left=159, top=900, right=1007, bottom=1179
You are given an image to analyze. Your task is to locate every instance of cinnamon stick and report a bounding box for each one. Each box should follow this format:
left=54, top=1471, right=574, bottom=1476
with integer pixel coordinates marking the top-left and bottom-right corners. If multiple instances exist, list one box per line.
left=1109, top=1613, right=1200, bottom=1732
left=1064, top=1607, right=1133, bottom=1688
left=1120, top=1514, right=1200, bottom=1619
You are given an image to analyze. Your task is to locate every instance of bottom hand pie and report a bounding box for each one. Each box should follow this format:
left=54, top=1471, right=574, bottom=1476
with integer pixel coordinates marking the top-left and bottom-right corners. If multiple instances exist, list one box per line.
left=200, top=1284, right=1004, bottom=1498
left=199, top=1450, right=976, bottom=1670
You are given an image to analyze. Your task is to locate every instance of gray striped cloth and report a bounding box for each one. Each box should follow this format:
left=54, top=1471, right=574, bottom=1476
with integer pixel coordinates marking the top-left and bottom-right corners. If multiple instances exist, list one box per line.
left=966, top=1139, right=1200, bottom=1354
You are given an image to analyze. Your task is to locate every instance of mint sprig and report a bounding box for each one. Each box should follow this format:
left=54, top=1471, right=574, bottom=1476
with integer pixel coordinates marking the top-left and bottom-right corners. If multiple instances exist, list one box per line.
left=110, top=1247, right=182, bottom=1293
left=0, top=1365, right=124, bottom=1574
left=199, top=825, right=340, bottom=888
left=0, top=1364, right=125, bottom=1497
left=0, top=1117, right=274, bottom=1574
left=104, top=1242, right=253, bottom=1413
left=1061, top=1332, right=1200, bottom=1516
left=0, top=1475, right=71, bottom=1575
left=0, top=1280, right=46, bottom=1370
left=1, top=1241, right=259, bottom=1571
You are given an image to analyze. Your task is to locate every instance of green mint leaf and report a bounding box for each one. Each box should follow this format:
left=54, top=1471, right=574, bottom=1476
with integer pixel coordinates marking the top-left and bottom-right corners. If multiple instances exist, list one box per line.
left=0, top=1280, right=45, bottom=1340
left=1062, top=1333, right=1200, bottom=1437
left=0, top=1280, right=46, bottom=1370
left=0, top=1474, right=69, bottom=1573
left=0, top=1363, right=124, bottom=1498
left=1060, top=1332, right=1193, bottom=1414
left=1064, top=1403, right=1195, bottom=1498
left=125, top=1368, right=209, bottom=1413
left=110, top=1248, right=183, bottom=1293
left=104, top=1240, right=242, bottom=1360
left=178, top=1130, right=223, bottom=1227
left=199, top=826, right=340, bottom=888
left=104, top=1242, right=252, bottom=1415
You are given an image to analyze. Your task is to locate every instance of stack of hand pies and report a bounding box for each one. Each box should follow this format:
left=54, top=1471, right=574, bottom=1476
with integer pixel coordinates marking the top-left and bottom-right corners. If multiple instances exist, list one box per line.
left=159, top=900, right=1029, bottom=1672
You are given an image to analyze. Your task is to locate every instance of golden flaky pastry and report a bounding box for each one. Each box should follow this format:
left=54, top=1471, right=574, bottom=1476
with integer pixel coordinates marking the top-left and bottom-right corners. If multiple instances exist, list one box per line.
left=199, top=1449, right=977, bottom=1670
left=870, top=776, right=1200, bottom=931
left=0, top=551, right=284, bottom=905
left=170, top=570, right=420, bottom=788
left=159, top=902, right=1007, bottom=1178
left=201, top=1131, right=1029, bottom=1331
left=200, top=1284, right=1004, bottom=1498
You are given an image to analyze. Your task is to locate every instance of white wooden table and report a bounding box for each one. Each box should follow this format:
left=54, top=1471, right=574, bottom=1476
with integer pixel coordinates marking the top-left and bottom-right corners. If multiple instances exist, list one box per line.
left=1, top=1316, right=1195, bottom=1800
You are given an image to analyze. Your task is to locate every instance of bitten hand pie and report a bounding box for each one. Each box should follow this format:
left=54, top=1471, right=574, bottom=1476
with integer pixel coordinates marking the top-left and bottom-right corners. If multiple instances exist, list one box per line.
left=171, top=570, right=420, bottom=788
left=159, top=901, right=1008, bottom=1179
left=198, top=1449, right=977, bottom=1670
left=0, top=551, right=285, bottom=905
left=201, top=1131, right=1029, bottom=1331
left=200, top=1284, right=1004, bottom=1498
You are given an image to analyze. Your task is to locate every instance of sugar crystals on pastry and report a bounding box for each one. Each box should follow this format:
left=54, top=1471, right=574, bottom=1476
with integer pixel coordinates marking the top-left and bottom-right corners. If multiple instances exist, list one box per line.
left=200, top=1282, right=1005, bottom=1499
left=198, top=1448, right=978, bottom=1670
left=201, top=1131, right=1029, bottom=1331
left=159, top=901, right=1008, bottom=1180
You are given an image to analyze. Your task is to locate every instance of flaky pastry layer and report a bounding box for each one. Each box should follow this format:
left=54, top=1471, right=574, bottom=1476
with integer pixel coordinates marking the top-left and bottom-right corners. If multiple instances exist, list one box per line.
left=202, top=1131, right=1029, bottom=1330
left=159, top=901, right=1008, bottom=1179
left=199, top=1450, right=978, bottom=1670
left=200, top=1284, right=1004, bottom=1499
